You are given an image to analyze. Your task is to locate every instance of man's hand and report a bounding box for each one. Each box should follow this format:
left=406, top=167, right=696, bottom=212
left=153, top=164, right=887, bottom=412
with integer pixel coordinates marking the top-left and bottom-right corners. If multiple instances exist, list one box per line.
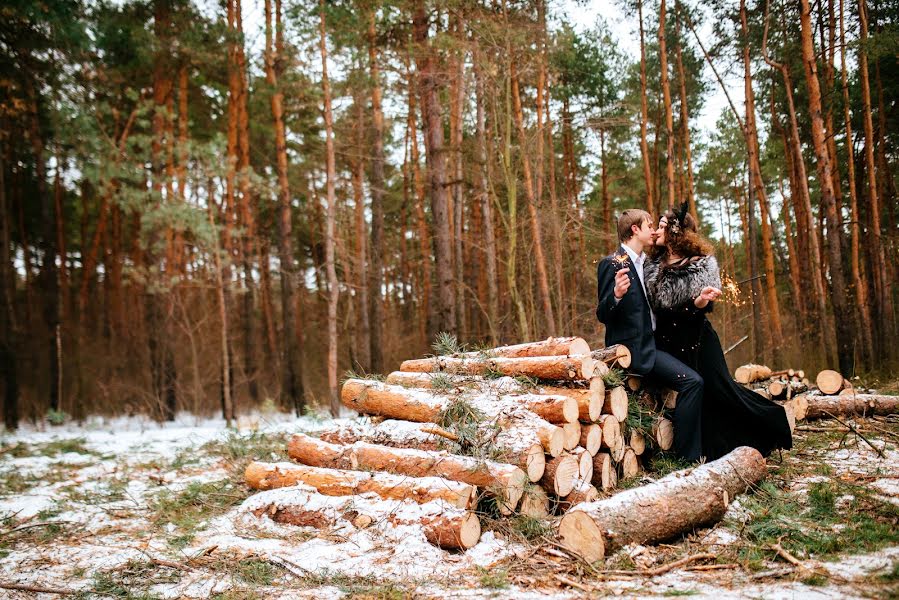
left=613, top=268, right=631, bottom=299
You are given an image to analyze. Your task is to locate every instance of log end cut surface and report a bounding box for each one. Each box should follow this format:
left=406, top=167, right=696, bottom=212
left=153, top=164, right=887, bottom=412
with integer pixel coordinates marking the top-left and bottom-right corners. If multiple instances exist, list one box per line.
left=559, top=511, right=605, bottom=562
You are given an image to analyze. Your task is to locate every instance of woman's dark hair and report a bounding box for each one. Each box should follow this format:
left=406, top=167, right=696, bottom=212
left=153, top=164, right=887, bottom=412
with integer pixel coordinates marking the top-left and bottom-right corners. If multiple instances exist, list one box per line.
left=662, top=207, right=714, bottom=258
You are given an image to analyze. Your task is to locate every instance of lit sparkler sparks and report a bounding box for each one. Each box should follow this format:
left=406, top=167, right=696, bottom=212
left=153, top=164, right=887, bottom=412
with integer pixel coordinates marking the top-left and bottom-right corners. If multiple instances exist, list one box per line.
left=720, top=272, right=745, bottom=306
left=613, top=253, right=631, bottom=270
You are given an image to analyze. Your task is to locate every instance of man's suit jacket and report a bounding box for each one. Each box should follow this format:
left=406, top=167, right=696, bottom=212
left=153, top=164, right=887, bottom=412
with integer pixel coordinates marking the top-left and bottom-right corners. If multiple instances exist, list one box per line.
left=595, top=245, right=655, bottom=375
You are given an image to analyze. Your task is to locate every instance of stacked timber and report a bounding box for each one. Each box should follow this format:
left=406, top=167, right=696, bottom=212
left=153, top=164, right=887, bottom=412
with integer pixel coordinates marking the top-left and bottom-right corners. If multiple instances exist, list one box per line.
left=239, top=336, right=654, bottom=551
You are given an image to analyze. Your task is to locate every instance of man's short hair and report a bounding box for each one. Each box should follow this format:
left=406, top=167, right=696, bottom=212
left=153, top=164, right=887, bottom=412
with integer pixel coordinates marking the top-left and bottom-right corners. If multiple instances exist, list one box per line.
left=617, top=209, right=652, bottom=242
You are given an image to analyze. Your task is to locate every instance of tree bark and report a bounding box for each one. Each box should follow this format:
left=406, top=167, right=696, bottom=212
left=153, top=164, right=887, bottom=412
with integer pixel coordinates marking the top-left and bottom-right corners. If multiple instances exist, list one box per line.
left=319, top=0, right=340, bottom=416
left=659, top=0, right=675, bottom=211
left=798, top=0, right=854, bottom=374
left=559, top=446, right=767, bottom=561
left=638, top=0, right=654, bottom=212
left=265, top=0, right=304, bottom=414
left=413, top=0, right=455, bottom=338
left=473, top=54, right=498, bottom=343
left=674, top=0, right=697, bottom=221
left=367, top=12, right=385, bottom=373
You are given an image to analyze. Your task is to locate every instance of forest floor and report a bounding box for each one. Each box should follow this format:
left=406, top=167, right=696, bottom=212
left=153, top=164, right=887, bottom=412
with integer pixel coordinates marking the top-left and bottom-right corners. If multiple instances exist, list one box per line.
left=2, top=398, right=899, bottom=599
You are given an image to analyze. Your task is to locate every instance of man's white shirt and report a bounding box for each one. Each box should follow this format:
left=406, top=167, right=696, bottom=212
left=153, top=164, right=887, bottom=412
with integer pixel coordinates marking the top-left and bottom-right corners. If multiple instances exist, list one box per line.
left=619, top=244, right=657, bottom=331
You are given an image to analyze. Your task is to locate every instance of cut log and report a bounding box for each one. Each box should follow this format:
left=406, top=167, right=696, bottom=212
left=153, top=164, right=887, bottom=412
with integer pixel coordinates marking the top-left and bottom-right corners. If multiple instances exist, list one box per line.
left=348, top=441, right=527, bottom=514
left=562, top=421, right=581, bottom=451
left=558, top=479, right=599, bottom=511
left=539, top=382, right=602, bottom=422
left=540, top=453, right=580, bottom=497
left=591, top=344, right=631, bottom=369
left=245, top=461, right=476, bottom=509
left=591, top=452, right=616, bottom=491
left=462, top=336, right=591, bottom=358
left=569, top=447, right=594, bottom=482
left=767, top=380, right=808, bottom=400
left=791, top=394, right=809, bottom=420
left=619, top=448, right=640, bottom=479
left=652, top=417, right=674, bottom=451
left=662, top=389, right=678, bottom=410
left=384, top=370, right=481, bottom=390
left=598, top=415, right=622, bottom=451
left=609, top=435, right=626, bottom=463
left=560, top=446, right=767, bottom=561
left=320, top=419, right=547, bottom=481
left=399, top=355, right=596, bottom=381
left=519, top=485, right=550, bottom=518
left=781, top=401, right=796, bottom=433
left=523, top=395, right=579, bottom=424
left=341, top=379, right=447, bottom=422
left=626, top=375, right=643, bottom=392
left=816, top=370, right=846, bottom=395
left=629, top=430, right=646, bottom=456
left=804, top=394, right=899, bottom=420
left=579, top=424, right=602, bottom=455
left=734, top=363, right=773, bottom=384
left=288, top=433, right=353, bottom=469
left=244, top=487, right=480, bottom=550
left=603, top=386, right=629, bottom=422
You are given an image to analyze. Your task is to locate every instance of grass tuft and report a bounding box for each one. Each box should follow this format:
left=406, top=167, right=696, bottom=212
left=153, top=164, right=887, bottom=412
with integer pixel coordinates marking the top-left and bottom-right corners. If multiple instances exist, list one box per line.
left=432, top=331, right=463, bottom=356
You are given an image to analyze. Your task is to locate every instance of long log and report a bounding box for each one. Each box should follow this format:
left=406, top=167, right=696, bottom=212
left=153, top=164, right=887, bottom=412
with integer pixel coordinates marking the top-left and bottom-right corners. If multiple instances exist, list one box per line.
left=539, top=381, right=603, bottom=422
left=245, top=461, right=476, bottom=509
left=319, top=419, right=546, bottom=481
left=560, top=446, right=767, bottom=561
left=591, top=345, right=631, bottom=369
left=400, top=354, right=597, bottom=381
left=243, top=486, right=481, bottom=550
left=349, top=441, right=528, bottom=514
left=603, top=386, right=629, bottom=422
left=289, top=433, right=527, bottom=514
left=734, top=363, right=773, bottom=384
left=523, top=395, right=579, bottom=424
left=540, top=453, right=580, bottom=497
left=340, top=380, right=564, bottom=458
left=804, top=393, right=899, bottom=420
left=460, top=336, right=591, bottom=358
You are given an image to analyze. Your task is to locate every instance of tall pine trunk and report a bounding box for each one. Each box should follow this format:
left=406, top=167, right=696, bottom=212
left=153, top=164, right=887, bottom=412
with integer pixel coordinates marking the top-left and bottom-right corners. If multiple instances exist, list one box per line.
left=367, top=13, right=385, bottom=372
left=638, top=0, right=654, bottom=213
left=659, top=0, right=675, bottom=211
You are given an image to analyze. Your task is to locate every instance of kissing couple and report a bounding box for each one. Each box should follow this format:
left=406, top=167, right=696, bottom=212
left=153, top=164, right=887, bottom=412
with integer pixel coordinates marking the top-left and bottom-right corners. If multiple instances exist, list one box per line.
left=596, top=203, right=792, bottom=462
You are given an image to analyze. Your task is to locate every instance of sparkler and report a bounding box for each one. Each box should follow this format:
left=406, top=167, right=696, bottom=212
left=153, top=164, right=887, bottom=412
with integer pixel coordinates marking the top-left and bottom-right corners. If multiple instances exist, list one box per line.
left=719, top=272, right=745, bottom=306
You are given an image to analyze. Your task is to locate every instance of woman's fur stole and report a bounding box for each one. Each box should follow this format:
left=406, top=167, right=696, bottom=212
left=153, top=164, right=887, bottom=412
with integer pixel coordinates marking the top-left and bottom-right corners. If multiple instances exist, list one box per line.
left=644, top=255, right=721, bottom=312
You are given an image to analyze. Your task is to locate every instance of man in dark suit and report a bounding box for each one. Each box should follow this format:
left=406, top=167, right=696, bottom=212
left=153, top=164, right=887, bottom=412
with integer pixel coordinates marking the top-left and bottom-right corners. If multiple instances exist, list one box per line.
left=596, top=209, right=704, bottom=461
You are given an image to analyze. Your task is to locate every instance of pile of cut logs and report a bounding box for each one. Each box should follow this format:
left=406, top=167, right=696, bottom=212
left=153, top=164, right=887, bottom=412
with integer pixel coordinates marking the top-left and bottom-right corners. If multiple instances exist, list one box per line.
left=241, top=337, right=681, bottom=552
left=733, top=363, right=899, bottom=423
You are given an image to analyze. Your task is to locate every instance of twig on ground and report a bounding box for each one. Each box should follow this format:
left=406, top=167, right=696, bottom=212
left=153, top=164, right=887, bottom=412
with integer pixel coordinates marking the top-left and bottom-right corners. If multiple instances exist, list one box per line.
left=0, top=582, right=77, bottom=594
left=554, top=574, right=595, bottom=593
left=1, top=521, right=74, bottom=536
left=686, top=563, right=740, bottom=572
left=769, top=542, right=804, bottom=567
left=822, top=411, right=887, bottom=458
left=599, top=553, right=716, bottom=577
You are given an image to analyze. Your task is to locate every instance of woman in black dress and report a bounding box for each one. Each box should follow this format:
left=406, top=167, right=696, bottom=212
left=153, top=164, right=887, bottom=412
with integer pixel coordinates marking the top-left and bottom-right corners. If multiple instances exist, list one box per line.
left=644, top=204, right=792, bottom=461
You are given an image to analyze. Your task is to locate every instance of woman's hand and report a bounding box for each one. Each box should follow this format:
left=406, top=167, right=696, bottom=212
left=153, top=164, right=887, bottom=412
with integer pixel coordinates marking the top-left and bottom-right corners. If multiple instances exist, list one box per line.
left=694, top=286, right=722, bottom=308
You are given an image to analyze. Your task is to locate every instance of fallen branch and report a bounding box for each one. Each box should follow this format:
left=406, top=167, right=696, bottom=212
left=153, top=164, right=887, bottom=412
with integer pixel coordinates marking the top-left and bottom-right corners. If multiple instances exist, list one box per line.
left=598, top=553, right=716, bottom=577
left=0, top=582, right=77, bottom=595
left=822, top=410, right=887, bottom=458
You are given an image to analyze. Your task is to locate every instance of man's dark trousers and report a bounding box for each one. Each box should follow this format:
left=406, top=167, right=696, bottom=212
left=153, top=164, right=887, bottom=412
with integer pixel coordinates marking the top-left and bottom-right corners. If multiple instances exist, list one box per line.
left=596, top=247, right=704, bottom=460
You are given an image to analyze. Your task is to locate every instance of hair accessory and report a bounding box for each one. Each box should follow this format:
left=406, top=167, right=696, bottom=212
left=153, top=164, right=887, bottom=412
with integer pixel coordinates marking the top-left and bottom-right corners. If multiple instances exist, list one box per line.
left=668, top=201, right=690, bottom=235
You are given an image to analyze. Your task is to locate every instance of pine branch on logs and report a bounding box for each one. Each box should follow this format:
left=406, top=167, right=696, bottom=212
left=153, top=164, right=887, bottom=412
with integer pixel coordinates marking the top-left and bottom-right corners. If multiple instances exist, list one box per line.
left=559, top=446, right=767, bottom=561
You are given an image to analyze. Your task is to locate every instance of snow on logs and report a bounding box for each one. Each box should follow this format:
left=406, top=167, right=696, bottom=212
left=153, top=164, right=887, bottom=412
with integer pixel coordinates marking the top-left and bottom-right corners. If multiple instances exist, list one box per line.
left=804, top=393, right=899, bottom=420
left=400, top=354, right=598, bottom=381
left=245, top=461, right=477, bottom=509
left=457, top=336, right=591, bottom=358
left=319, top=419, right=546, bottom=483
left=243, top=486, right=481, bottom=550
left=559, top=446, right=767, bottom=562
left=288, top=434, right=528, bottom=514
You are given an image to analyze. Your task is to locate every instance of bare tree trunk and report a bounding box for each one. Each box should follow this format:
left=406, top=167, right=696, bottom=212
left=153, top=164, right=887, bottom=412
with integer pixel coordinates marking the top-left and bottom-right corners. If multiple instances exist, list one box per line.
left=319, top=0, right=340, bottom=416
left=413, top=0, right=455, bottom=338
left=0, top=152, right=19, bottom=430
left=265, top=0, right=304, bottom=414
left=351, top=93, right=371, bottom=371
left=659, top=0, right=675, bottom=211
left=449, top=13, right=466, bottom=339
left=367, top=12, right=385, bottom=372
left=799, top=0, right=854, bottom=374
left=407, top=54, right=431, bottom=344
left=839, top=0, right=873, bottom=363
left=674, top=0, right=696, bottom=221
left=474, top=54, right=498, bottom=344
left=740, top=0, right=780, bottom=362
left=511, top=65, right=556, bottom=336
left=762, top=0, right=832, bottom=363
left=638, top=0, right=654, bottom=213
left=858, top=0, right=889, bottom=352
